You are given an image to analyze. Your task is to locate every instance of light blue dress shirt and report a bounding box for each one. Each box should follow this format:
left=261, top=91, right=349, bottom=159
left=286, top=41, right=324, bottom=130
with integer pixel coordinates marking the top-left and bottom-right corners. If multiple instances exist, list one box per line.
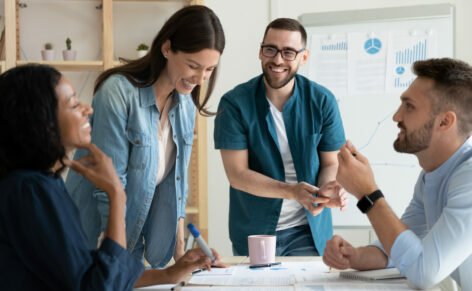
left=66, top=74, right=196, bottom=268
left=372, top=136, right=472, bottom=289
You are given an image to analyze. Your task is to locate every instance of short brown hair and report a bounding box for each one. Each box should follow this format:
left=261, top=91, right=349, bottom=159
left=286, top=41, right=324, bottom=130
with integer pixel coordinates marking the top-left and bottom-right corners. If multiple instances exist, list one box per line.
left=413, top=58, right=472, bottom=136
left=262, top=18, right=307, bottom=46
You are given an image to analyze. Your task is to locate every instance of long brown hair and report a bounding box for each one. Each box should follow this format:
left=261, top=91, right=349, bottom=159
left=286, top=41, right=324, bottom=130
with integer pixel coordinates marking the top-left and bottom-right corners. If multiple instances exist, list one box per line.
left=94, top=5, right=225, bottom=116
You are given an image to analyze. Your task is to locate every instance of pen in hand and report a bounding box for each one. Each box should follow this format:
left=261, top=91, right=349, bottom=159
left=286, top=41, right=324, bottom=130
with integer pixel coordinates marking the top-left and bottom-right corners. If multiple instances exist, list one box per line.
left=187, top=223, right=216, bottom=262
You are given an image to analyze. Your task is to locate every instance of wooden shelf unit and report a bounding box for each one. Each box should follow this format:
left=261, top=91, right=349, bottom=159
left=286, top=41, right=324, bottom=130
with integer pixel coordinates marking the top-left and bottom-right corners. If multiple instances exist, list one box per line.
left=2, top=0, right=208, bottom=241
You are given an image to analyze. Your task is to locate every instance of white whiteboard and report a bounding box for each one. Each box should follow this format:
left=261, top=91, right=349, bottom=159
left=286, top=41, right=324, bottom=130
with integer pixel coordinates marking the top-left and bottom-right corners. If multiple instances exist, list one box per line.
left=299, top=4, right=454, bottom=226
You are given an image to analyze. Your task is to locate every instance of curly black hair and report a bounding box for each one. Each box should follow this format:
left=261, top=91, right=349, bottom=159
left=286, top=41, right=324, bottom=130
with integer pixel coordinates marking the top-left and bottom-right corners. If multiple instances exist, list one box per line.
left=0, top=64, right=65, bottom=178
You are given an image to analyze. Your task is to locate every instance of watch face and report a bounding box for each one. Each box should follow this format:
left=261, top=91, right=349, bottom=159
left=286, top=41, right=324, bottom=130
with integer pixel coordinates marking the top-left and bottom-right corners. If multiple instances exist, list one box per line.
left=357, top=195, right=373, bottom=213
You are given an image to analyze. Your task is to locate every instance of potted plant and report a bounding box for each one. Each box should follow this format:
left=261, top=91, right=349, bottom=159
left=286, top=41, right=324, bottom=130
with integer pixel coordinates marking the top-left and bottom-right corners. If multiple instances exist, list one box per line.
left=62, top=37, right=77, bottom=61
left=41, top=43, right=55, bottom=61
left=136, top=43, right=149, bottom=58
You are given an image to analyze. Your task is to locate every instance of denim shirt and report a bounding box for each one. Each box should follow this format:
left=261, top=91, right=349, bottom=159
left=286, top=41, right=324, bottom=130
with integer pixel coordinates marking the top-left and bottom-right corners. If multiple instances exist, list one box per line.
left=66, top=75, right=196, bottom=268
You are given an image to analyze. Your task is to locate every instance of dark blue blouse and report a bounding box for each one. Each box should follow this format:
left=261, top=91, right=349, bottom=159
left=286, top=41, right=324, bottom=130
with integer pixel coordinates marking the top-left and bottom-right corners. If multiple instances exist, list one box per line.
left=0, top=170, right=144, bottom=290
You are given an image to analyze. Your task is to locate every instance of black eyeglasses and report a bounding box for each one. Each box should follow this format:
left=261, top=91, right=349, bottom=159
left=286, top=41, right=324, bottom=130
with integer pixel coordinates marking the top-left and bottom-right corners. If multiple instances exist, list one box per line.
left=260, top=45, right=305, bottom=61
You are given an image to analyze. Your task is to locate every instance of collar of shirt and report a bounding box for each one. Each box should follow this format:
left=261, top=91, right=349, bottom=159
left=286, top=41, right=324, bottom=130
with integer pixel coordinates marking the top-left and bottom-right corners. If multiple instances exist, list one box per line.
left=424, top=136, right=472, bottom=184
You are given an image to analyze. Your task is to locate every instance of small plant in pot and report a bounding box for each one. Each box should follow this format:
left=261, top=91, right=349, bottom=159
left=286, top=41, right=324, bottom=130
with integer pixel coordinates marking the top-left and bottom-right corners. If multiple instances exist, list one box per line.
left=41, top=43, right=55, bottom=61
left=136, top=43, right=149, bottom=58
left=63, top=37, right=77, bottom=61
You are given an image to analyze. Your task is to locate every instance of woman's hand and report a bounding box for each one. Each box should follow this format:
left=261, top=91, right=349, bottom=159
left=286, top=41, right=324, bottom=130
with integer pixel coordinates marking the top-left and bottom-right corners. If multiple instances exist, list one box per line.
left=64, top=143, right=124, bottom=198
left=165, top=248, right=227, bottom=283
left=65, top=143, right=127, bottom=248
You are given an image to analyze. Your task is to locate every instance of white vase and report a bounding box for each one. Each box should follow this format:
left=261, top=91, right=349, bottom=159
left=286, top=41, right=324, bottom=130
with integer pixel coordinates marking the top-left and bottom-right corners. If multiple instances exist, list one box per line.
left=137, top=50, right=148, bottom=58
left=41, top=50, right=55, bottom=61
left=62, top=50, right=77, bottom=61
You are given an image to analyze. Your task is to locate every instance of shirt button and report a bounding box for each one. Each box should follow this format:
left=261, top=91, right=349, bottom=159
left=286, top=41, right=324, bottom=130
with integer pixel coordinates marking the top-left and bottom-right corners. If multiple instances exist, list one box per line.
left=173, top=135, right=177, bottom=139
left=176, top=176, right=181, bottom=181
left=135, top=140, right=140, bottom=144
left=171, top=114, right=174, bottom=118
left=178, top=197, right=182, bottom=201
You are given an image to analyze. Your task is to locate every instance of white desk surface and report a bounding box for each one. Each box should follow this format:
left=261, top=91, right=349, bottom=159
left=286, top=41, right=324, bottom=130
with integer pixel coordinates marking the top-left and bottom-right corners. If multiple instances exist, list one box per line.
left=181, top=256, right=444, bottom=290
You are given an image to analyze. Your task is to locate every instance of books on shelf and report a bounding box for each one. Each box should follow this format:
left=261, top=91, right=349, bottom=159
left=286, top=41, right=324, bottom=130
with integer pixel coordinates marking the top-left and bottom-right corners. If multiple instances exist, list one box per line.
left=340, top=268, right=405, bottom=281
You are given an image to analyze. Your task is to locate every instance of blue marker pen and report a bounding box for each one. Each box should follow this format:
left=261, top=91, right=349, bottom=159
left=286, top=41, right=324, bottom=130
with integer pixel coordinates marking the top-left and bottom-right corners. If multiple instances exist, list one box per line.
left=187, top=223, right=216, bottom=262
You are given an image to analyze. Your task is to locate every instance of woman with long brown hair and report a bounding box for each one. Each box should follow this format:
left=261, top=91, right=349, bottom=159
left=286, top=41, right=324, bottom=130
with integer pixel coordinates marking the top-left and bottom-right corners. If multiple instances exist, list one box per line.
left=66, top=5, right=225, bottom=269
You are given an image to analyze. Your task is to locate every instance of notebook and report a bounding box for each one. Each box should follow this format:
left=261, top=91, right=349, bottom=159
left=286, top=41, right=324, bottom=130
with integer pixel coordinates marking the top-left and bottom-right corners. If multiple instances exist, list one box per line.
left=340, top=268, right=405, bottom=281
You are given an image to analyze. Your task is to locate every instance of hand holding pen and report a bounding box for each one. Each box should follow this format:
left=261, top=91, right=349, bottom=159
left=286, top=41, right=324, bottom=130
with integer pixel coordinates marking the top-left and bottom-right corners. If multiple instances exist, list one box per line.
left=187, top=223, right=228, bottom=270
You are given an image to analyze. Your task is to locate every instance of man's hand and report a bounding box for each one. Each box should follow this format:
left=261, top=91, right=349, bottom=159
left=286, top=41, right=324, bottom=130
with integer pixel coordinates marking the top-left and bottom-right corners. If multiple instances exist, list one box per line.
left=291, top=182, right=329, bottom=216
left=318, top=180, right=348, bottom=211
left=337, top=141, right=378, bottom=199
left=322, top=235, right=359, bottom=270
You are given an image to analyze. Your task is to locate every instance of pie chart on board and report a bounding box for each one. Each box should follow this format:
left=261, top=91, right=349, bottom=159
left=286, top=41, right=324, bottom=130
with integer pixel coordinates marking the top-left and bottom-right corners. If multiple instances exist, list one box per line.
left=364, top=38, right=382, bottom=54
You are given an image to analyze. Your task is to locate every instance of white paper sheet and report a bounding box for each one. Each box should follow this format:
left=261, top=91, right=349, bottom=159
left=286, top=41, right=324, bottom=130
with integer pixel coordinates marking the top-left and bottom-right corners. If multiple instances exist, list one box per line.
left=347, top=32, right=388, bottom=95
left=183, top=287, right=294, bottom=291
left=134, top=282, right=184, bottom=290
left=385, top=29, right=438, bottom=93
left=193, top=268, right=234, bottom=276
left=308, top=34, right=348, bottom=97
left=189, top=264, right=295, bottom=286
left=295, top=282, right=412, bottom=290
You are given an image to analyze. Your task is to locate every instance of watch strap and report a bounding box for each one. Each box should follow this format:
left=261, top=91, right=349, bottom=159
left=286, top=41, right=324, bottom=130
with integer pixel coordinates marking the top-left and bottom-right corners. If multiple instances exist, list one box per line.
left=357, top=190, right=384, bottom=214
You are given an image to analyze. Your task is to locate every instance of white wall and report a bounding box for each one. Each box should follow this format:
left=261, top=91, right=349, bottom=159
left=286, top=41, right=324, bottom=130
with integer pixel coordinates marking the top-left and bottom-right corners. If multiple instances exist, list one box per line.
left=6, top=0, right=472, bottom=256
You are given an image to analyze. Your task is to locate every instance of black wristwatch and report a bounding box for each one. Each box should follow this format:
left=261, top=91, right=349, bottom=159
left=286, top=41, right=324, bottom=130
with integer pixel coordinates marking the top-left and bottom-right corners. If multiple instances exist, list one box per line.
left=357, top=190, right=384, bottom=214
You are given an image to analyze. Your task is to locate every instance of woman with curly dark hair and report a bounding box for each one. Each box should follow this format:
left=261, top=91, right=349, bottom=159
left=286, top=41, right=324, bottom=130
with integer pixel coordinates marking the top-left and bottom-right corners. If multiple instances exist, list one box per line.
left=0, top=64, right=221, bottom=290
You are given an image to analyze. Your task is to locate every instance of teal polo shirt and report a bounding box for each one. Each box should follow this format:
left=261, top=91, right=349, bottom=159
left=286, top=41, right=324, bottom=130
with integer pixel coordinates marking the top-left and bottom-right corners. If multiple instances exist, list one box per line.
left=214, top=74, right=345, bottom=255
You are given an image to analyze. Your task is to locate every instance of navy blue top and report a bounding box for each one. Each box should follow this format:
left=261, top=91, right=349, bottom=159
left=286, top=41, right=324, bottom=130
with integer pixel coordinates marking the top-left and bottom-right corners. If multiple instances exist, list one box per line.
left=214, top=74, right=345, bottom=255
left=0, top=170, right=144, bottom=290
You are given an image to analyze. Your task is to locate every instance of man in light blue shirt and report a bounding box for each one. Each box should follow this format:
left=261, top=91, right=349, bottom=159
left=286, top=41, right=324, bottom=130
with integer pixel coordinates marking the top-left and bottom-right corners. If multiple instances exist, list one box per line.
left=322, top=58, right=472, bottom=290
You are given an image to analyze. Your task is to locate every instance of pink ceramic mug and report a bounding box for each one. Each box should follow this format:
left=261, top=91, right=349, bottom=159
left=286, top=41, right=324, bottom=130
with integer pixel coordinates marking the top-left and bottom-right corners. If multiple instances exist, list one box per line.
left=248, top=235, right=276, bottom=266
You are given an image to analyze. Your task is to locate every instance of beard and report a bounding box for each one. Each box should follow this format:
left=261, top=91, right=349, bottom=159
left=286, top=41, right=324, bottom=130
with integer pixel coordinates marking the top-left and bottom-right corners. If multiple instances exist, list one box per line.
left=262, top=63, right=297, bottom=89
left=393, top=117, right=435, bottom=153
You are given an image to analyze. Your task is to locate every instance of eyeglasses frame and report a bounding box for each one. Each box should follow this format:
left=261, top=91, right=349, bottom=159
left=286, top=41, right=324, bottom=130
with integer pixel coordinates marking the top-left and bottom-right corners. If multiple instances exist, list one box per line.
left=260, top=44, right=306, bottom=61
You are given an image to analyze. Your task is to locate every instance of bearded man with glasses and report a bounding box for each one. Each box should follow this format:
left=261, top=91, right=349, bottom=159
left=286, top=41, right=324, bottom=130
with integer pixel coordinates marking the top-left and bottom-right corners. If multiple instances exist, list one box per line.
left=214, top=18, right=347, bottom=257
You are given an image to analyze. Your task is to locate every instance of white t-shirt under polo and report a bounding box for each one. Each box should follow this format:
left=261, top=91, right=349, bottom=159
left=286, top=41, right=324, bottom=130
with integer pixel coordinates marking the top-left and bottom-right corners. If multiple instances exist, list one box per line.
left=267, top=98, right=308, bottom=231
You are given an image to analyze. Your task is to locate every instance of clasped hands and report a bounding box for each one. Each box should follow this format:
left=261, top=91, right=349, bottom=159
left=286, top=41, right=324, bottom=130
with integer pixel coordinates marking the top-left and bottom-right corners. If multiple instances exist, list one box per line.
left=292, top=180, right=348, bottom=216
left=294, top=140, right=378, bottom=216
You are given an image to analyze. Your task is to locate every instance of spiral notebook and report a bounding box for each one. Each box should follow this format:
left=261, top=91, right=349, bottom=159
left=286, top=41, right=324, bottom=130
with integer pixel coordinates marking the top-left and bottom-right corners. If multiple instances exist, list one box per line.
left=340, top=268, right=405, bottom=281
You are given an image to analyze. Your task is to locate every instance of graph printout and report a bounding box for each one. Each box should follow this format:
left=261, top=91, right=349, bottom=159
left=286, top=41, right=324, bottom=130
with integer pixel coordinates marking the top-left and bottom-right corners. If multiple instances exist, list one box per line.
left=385, top=30, right=438, bottom=93
left=308, top=35, right=348, bottom=96
left=347, top=32, right=388, bottom=96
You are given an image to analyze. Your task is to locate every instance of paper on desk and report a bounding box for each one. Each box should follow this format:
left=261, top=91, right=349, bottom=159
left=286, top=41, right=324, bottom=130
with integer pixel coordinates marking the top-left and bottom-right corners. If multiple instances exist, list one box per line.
left=276, top=261, right=338, bottom=283
left=189, top=264, right=296, bottom=286
left=295, top=281, right=412, bottom=290
left=183, top=287, right=294, bottom=291
left=193, top=267, right=234, bottom=276
left=134, top=283, right=180, bottom=290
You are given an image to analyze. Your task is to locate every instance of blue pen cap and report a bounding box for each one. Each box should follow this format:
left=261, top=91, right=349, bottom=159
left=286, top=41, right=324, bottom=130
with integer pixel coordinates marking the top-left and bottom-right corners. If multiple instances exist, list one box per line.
left=187, top=223, right=200, bottom=238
